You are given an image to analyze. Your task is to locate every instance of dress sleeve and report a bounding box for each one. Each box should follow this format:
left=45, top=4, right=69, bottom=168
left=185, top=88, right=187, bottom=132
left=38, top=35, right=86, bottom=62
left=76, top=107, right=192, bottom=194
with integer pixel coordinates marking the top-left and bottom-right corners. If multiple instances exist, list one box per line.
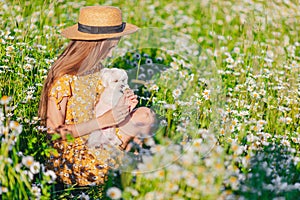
left=48, top=74, right=73, bottom=110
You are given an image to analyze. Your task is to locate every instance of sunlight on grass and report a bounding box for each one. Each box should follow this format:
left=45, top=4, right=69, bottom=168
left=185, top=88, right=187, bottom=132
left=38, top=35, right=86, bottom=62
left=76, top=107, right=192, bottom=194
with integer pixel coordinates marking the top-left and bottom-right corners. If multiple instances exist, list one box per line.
left=1, top=0, right=300, bottom=199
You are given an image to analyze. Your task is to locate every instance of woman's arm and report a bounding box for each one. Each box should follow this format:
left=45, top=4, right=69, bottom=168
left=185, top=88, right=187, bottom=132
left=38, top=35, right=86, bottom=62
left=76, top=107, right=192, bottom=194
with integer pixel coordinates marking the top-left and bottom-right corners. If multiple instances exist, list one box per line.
left=56, top=89, right=137, bottom=139
left=46, top=96, right=68, bottom=134
left=67, top=104, right=131, bottom=138
left=46, top=95, right=105, bottom=139
left=47, top=96, right=130, bottom=140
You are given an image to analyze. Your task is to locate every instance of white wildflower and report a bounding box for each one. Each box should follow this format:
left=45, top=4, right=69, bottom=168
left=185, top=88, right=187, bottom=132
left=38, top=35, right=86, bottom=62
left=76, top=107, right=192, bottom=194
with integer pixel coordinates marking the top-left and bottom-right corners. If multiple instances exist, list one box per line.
left=0, top=96, right=11, bottom=105
left=78, top=192, right=90, bottom=200
left=22, top=155, right=34, bottom=168
left=170, top=61, right=179, bottom=70
left=24, top=63, right=33, bottom=71
left=0, top=186, right=8, bottom=194
left=202, top=89, right=210, bottom=100
left=165, top=181, right=179, bottom=192
left=30, top=162, right=40, bottom=174
left=9, top=121, right=22, bottom=134
left=106, top=187, right=122, bottom=200
left=149, top=84, right=159, bottom=92
left=225, top=57, right=234, bottom=64
left=31, top=185, right=41, bottom=198
left=125, top=187, right=139, bottom=196
left=6, top=45, right=14, bottom=52
left=44, top=170, right=57, bottom=183
left=172, top=88, right=182, bottom=99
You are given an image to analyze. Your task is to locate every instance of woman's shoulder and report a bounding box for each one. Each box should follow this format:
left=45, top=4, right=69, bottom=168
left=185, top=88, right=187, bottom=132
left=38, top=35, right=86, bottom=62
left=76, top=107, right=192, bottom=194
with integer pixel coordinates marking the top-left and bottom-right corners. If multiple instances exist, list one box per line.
left=54, top=74, right=74, bottom=86
left=57, top=74, right=74, bottom=83
left=49, top=74, right=74, bottom=97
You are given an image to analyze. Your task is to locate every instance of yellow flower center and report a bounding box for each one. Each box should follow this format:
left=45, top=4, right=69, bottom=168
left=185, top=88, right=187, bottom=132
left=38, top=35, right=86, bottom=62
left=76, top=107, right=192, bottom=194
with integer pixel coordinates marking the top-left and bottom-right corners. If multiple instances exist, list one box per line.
left=26, top=160, right=33, bottom=166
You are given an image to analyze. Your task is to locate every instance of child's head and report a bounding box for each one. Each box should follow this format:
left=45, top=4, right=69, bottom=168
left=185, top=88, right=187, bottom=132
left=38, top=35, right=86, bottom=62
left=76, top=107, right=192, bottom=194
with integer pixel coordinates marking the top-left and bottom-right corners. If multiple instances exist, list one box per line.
left=130, top=107, right=157, bottom=137
left=100, top=68, right=129, bottom=90
left=118, top=107, right=157, bottom=150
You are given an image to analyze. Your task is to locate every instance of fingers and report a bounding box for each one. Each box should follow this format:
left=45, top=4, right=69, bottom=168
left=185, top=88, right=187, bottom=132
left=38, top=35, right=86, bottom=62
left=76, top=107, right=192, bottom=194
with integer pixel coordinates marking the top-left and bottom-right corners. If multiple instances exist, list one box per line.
left=130, top=98, right=138, bottom=104
left=55, top=125, right=68, bottom=134
left=117, top=94, right=136, bottom=108
left=55, top=125, right=73, bottom=140
left=124, top=90, right=137, bottom=100
left=123, top=89, right=134, bottom=96
left=123, top=89, right=138, bottom=111
left=129, top=95, right=138, bottom=102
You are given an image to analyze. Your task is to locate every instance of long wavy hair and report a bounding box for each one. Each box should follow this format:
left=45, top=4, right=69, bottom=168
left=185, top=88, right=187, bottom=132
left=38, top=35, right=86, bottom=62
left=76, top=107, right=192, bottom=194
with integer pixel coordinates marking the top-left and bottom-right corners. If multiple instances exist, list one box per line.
left=38, top=38, right=120, bottom=125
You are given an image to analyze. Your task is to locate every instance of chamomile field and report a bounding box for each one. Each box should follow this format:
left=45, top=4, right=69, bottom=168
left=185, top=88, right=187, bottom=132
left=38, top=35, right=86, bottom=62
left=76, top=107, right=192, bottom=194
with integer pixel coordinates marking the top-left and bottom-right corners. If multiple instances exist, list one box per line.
left=1, top=0, right=300, bottom=199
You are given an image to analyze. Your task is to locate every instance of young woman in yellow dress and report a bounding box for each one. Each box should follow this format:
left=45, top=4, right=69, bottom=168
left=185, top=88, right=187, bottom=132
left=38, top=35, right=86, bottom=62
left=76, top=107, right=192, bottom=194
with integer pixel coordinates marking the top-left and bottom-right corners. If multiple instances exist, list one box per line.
left=38, top=6, right=155, bottom=186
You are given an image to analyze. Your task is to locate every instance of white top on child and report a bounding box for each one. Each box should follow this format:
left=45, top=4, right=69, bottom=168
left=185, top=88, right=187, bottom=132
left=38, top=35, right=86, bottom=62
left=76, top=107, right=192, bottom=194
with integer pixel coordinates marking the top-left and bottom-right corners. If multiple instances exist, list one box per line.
left=87, top=68, right=129, bottom=149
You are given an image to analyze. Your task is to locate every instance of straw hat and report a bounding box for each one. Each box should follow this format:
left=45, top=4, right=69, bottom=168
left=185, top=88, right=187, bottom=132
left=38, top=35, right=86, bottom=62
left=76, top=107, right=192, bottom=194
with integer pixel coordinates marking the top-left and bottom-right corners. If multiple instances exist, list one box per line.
left=61, top=6, right=139, bottom=40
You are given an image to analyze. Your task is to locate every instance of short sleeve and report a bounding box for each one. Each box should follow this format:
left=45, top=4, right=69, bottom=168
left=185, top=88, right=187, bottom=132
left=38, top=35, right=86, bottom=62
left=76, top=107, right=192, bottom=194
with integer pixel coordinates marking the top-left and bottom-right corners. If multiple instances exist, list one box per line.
left=49, top=74, right=73, bottom=110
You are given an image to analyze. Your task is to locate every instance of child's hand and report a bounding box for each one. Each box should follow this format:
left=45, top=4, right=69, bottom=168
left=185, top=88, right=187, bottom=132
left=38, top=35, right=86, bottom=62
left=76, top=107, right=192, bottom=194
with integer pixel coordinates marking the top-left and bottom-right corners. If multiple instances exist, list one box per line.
left=123, top=89, right=138, bottom=112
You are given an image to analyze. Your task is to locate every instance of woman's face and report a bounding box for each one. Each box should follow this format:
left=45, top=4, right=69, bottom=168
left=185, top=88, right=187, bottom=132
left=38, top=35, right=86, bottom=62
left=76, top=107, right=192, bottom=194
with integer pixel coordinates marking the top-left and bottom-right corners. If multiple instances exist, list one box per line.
left=107, top=38, right=120, bottom=58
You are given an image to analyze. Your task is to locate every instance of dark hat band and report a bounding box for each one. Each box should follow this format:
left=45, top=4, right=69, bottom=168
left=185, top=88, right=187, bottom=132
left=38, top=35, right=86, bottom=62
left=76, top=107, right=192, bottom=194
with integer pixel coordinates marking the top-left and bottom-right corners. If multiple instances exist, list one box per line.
left=78, top=22, right=126, bottom=34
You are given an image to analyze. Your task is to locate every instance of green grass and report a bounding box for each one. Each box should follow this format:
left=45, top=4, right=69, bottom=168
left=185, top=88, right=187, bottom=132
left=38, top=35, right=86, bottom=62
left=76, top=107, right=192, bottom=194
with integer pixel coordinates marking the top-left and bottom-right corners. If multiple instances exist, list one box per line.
left=1, top=0, right=300, bottom=199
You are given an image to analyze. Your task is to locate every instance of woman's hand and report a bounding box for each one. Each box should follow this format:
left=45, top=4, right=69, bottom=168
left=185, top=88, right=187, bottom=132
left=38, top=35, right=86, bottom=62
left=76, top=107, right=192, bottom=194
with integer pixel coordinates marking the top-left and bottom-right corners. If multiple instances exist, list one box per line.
left=55, top=124, right=77, bottom=140
left=110, top=104, right=131, bottom=125
left=96, top=97, right=131, bottom=128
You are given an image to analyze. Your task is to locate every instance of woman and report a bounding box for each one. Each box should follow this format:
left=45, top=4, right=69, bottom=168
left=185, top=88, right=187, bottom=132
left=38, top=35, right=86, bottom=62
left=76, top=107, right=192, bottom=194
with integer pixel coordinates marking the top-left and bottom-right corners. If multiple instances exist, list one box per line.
left=38, top=6, right=155, bottom=186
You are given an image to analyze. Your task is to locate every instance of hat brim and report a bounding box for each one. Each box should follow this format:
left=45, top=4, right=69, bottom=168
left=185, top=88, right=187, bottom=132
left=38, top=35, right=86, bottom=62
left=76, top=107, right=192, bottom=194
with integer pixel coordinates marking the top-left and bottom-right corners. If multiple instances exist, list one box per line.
left=61, top=23, right=139, bottom=40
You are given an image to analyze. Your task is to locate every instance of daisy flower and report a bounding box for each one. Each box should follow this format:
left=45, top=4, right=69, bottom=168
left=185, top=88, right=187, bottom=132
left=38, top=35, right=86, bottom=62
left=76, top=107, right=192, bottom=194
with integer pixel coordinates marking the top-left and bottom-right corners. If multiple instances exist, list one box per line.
left=30, top=162, right=40, bottom=174
left=0, top=96, right=11, bottom=105
left=149, top=84, right=159, bottom=92
left=31, top=185, right=41, bottom=198
left=106, top=187, right=122, bottom=200
left=22, top=155, right=34, bottom=168
left=172, top=88, right=182, bottom=99
left=202, top=89, right=210, bottom=100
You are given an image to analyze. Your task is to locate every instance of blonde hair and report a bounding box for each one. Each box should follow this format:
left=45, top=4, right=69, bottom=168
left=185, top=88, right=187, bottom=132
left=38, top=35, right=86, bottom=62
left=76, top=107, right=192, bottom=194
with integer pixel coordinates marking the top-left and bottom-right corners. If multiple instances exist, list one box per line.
left=38, top=38, right=120, bottom=125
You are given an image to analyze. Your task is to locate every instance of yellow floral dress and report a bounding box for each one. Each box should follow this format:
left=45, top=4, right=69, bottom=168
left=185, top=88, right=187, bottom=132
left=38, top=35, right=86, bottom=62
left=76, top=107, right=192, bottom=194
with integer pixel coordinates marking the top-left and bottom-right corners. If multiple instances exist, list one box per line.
left=46, top=71, right=124, bottom=186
